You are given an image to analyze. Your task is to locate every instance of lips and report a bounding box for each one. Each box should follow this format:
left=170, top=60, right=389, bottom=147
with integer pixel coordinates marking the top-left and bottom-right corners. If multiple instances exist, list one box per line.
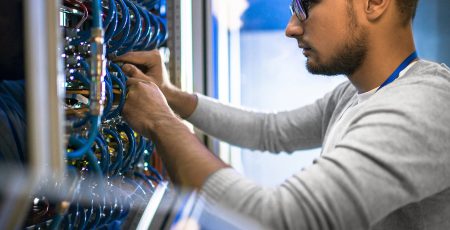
left=299, top=43, right=312, bottom=56
left=298, top=42, right=312, bottom=51
left=302, top=49, right=312, bottom=57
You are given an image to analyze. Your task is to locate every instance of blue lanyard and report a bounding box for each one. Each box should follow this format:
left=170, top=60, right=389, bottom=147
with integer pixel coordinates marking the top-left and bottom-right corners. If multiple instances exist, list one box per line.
left=377, top=51, right=418, bottom=92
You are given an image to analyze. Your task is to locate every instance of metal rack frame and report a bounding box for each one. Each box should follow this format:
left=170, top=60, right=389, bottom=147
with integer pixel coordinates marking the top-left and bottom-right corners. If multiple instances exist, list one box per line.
left=0, top=0, right=65, bottom=228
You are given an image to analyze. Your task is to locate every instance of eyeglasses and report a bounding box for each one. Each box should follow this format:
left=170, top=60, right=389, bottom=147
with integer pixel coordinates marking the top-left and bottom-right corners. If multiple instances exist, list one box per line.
left=289, top=0, right=310, bottom=22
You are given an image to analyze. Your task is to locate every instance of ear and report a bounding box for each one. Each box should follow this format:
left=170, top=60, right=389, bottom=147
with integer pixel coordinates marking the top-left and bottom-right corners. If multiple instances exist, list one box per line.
left=364, top=0, right=392, bottom=21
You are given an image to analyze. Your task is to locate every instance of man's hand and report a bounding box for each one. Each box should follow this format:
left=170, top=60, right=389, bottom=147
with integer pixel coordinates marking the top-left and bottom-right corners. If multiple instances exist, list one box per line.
left=115, top=50, right=174, bottom=94
left=118, top=51, right=228, bottom=188
left=116, top=50, right=198, bottom=118
left=122, top=76, right=177, bottom=138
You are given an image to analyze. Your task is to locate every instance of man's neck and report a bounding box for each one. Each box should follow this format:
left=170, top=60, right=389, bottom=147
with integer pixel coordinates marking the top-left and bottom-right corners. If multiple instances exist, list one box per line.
left=348, top=27, right=416, bottom=93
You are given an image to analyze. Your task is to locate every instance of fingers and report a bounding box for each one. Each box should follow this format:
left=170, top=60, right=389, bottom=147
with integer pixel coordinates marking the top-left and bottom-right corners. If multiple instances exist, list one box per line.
left=125, top=81, right=163, bottom=108
left=114, top=50, right=161, bottom=67
left=125, top=77, right=153, bottom=87
left=122, top=63, right=151, bottom=81
left=125, top=81, right=145, bottom=103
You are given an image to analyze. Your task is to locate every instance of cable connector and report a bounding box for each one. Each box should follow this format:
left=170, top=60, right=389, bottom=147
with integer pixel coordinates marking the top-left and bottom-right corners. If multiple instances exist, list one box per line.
left=89, top=28, right=106, bottom=116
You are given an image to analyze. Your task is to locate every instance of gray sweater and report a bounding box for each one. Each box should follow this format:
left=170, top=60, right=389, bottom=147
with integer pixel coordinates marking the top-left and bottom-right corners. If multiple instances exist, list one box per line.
left=187, top=60, right=450, bottom=230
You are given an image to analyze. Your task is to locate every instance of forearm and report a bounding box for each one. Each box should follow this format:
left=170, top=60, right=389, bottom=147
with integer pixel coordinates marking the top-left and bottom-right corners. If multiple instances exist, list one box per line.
left=149, top=116, right=228, bottom=188
left=187, top=95, right=325, bottom=153
left=164, top=87, right=198, bottom=119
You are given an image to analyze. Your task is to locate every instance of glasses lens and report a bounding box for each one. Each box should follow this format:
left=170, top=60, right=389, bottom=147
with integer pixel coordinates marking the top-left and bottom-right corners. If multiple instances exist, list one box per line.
left=292, top=0, right=307, bottom=21
left=289, top=2, right=296, bottom=15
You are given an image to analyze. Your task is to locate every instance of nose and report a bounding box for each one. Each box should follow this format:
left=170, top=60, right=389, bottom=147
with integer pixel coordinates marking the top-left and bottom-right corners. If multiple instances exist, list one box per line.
left=285, top=15, right=304, bottom=38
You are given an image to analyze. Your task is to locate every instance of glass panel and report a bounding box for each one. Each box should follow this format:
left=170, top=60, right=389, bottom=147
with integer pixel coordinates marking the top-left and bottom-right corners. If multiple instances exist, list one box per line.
left=239, top=0, right=345, bottom=186
left=210, top=0, right=450, bottom=187
left=414, top=0, right=450, bottom=65
left=211, top=0, right=345, bottom=186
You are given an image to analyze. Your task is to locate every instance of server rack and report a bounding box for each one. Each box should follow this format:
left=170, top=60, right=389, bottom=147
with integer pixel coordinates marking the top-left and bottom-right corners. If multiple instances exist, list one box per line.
left=0, top=0, right=180, bottom=228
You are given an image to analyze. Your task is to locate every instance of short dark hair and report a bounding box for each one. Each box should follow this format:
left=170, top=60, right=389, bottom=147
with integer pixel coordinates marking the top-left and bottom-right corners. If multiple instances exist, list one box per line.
left=396, top=0, right=419, bottom=25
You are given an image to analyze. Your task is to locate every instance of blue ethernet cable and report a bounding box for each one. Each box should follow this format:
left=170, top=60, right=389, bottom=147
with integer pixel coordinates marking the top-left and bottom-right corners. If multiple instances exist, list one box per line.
left=111, top=0, right=128, bottom=35
left=132, top=136, right=146, bottom=166
left=106, top=176, right=132, bottom=223
left=159, top=0, right=167, bottom=17
left=116, top=123, right=136, bottom=172
left=104, top=0, right=118, bottom=43
left=66, top=192, right=86, bottom=229
left=145, top=13, right=161, bottom=49
left=102, top=73, right=114, bottom=119
left=104, top=66, right=113, bottom=86
left=134, top=5, right=152, bottom=50
left=79, top=187, right=95, bottom=229
left=96, top=135, right=110, bottom=175
left=91, top=0, right=102, bottom=28
left=141, top=11, right=157, bottom=49
left=105, top=71, right=126, bottom=119
left=73, top=202, right=87, bottom=229
left=73, top=116, right=89, bottom=129
left=56, top=0, right=170, bottom=228
left=102, top=69, right=114, bottom=118
left=102, top=196, right=116, bottom=226
left=95, top=197, right=110, bottom=227
left=108, top=196, right=122, bottom=221
left=118, top=194, right=131, bottom=221
left=67, top=136, right=103, bottom=178
left=117, top=0, right=142, bottom=55
left=134, top=175, right=152, bottom=193
left=135, top=3, right=152, bottom=47
left=85, top=203, right=101, bottom=229
left=146, top=165, right=163, bottom=182
left=65, top=197, right=78, bottom=230
left=101, top=195, right=117, bottom=226
left=72, top=71, right=90, bottom=86
left=156, top=17, right=169, bottom=46
left=67, top=116, right=101, bottom=159
left=134, top=172, right=157, bottom=190
left=78, top=59, right=90, bottom=74
left=86, top=195, right=100, bottom=228
left=103, top=128, right=124, bottom=174
left=135, top=136, right=146, bottom=155
left=143, top=140, right=155, bottom=167
left=109, top=62, right=127, bottom=83
left=108, top=0, right=131, bottom=54
left=139, top=0, right=160, bottom=10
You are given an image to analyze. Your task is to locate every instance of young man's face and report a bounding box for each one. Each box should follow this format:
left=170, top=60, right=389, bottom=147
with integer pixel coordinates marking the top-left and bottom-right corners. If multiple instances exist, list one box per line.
left=286, top=0, right=369, bottom=76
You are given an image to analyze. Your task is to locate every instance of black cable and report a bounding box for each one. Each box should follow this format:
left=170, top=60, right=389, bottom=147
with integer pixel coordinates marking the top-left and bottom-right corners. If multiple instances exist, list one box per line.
left=0, top=80, right=26, bottom=165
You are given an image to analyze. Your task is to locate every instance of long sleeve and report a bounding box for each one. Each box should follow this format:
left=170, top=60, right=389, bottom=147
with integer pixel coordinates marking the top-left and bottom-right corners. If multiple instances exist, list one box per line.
left=200, top=61, right=450, bottom=230
left=187, top=82, right=356, bottom=153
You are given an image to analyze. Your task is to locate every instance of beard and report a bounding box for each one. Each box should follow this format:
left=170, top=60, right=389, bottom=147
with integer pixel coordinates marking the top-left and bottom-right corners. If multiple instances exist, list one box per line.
left=306, top=3, right=369, bottom=76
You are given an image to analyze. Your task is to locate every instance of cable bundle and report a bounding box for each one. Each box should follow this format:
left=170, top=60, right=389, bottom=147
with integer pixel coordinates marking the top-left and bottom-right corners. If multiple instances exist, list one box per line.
left=65, top=0, right=168, bottom=57
left=19, top=0, right=168, bottom=228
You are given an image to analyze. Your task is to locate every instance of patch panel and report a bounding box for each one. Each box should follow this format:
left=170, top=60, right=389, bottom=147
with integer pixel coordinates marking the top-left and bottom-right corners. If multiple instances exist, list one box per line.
left=0, top=0, right=170, bottom=229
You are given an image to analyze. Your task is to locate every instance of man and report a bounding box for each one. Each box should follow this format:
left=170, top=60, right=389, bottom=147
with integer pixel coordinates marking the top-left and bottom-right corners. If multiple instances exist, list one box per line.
left=116, top=0, right=450, bottom=229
